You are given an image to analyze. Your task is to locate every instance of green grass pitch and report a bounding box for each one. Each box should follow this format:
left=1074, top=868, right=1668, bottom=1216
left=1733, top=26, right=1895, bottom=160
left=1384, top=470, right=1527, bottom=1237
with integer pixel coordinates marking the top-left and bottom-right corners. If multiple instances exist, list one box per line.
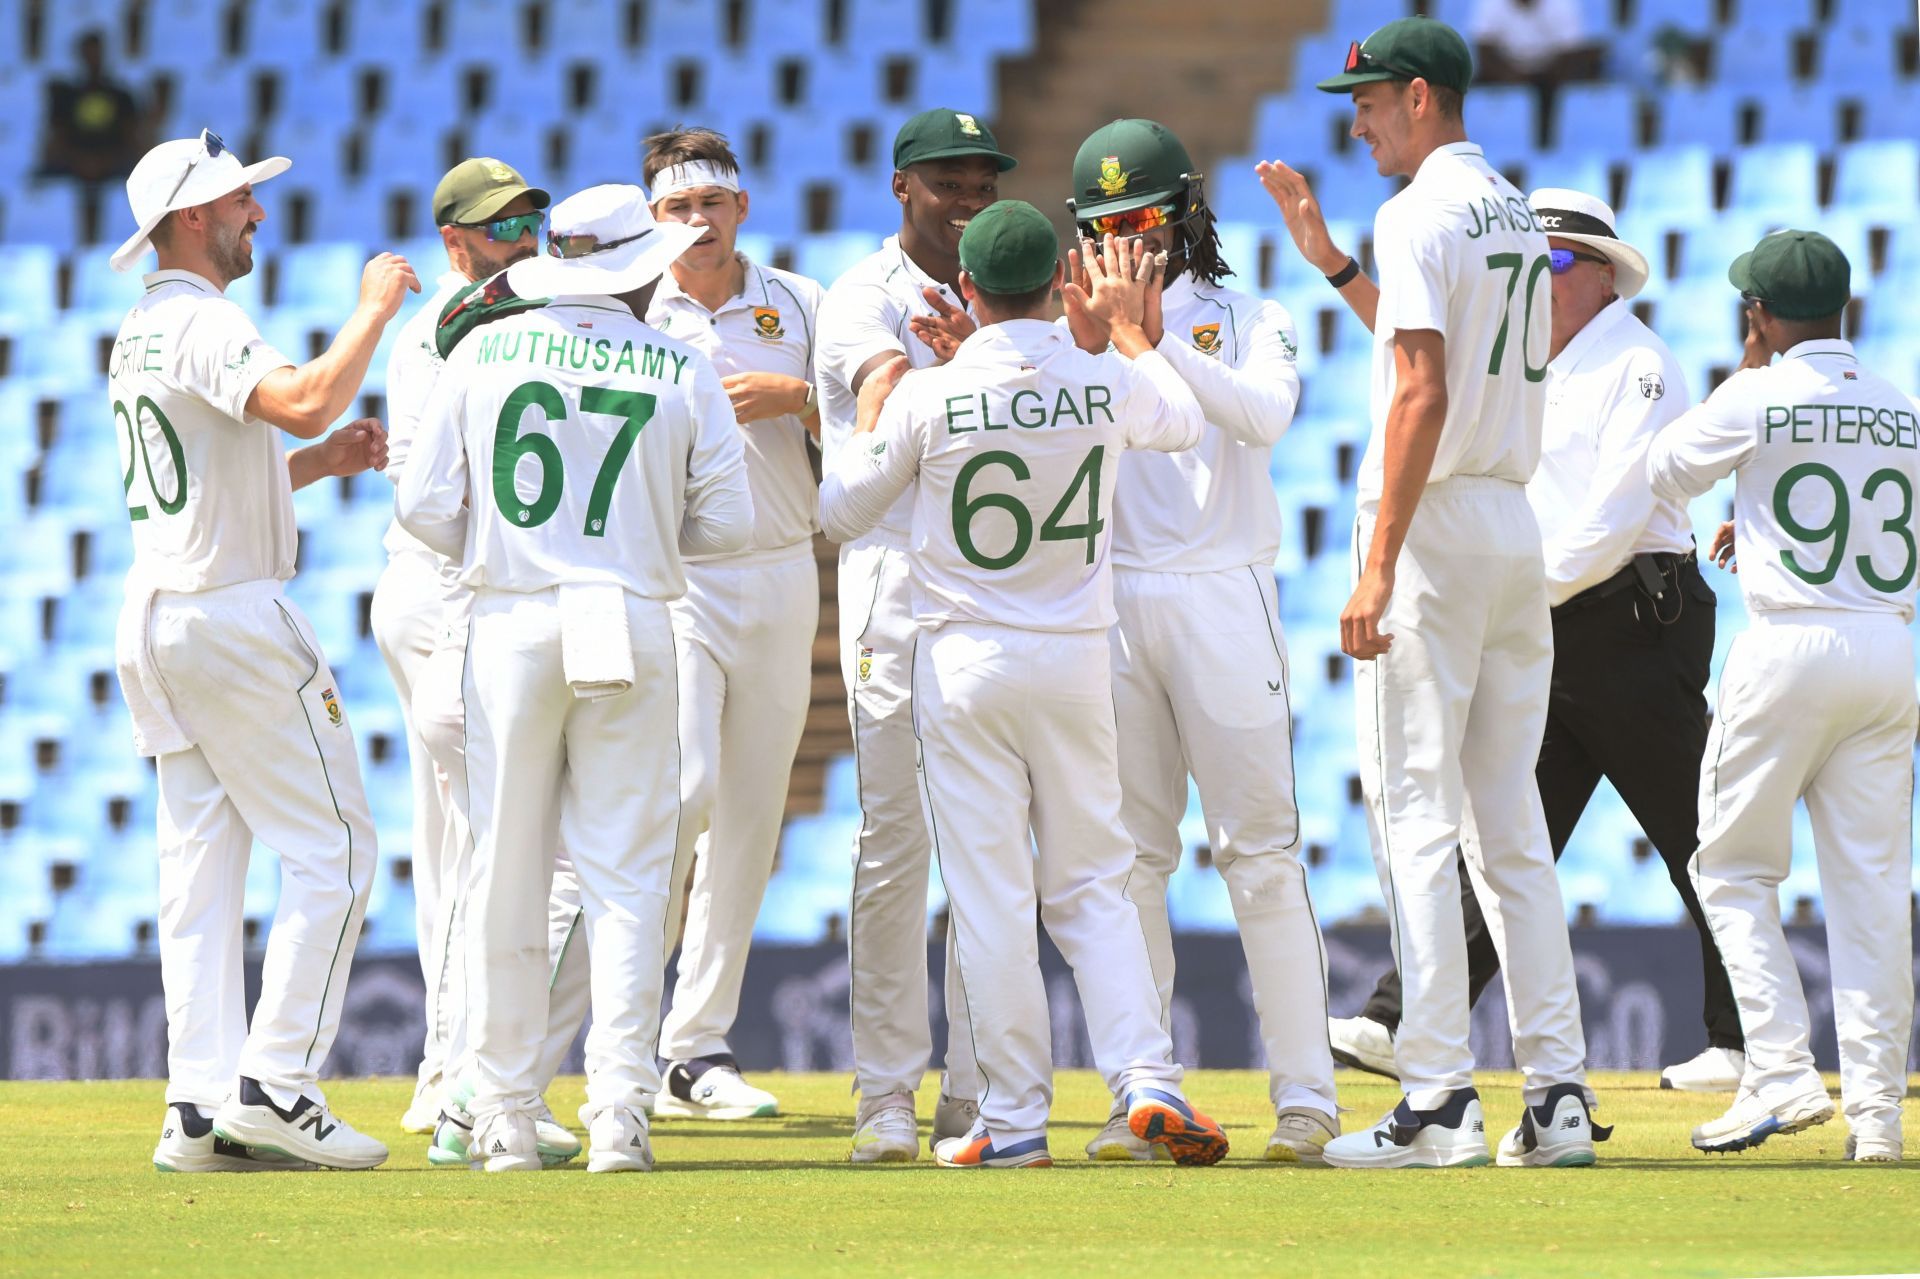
left=3, top=1070, right=1914, bottom=1277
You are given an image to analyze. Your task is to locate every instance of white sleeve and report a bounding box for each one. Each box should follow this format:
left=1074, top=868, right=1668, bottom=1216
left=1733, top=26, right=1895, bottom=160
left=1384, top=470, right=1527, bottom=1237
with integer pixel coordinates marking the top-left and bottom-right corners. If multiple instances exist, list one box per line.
left=1152, top=297, right=1301, bottom=448
left=395, top=360, right=470, bottom=559
left=175, top=300, right=294, bottom=424
left=382, top=317, right=442, bottom=489
left=680, top=357, right=755, bottom=557
left=1119, top=350, right=1206, bottom=454
left=820, top=393, right=923, bottom=543
left=815, top=281, right=906, bottom=402
left=1648, top=373, right=1758, bottom=503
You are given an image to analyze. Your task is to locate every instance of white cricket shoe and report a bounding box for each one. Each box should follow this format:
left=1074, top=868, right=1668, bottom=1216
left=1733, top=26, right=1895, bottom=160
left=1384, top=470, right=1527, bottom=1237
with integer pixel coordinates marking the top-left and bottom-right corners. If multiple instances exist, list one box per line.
left=1086, top=1103, right=1167, bottom=1162
left=212, top=1078, right=387, bottom=1171
left=1266, top=1107, right=1339, bottom=1164
left=472, top=1111, right=542, bottom=1173
left=1327, top=1016, right=1399, bottom=1079
left=153, top=1102, right=313, bottom=1173
left=1691, top=1087, right=1835, bottom=1154
left=428, top=1097, right=580, bottom=1167
left=1659, top=1046, right=1745, bottom=1092
left=1323, top=1089, right=1490, bottom=1169
left=654, top=1060, right=779, bottom=1120
left=587, top=1107, right=655, bottom=1173
left=849, top=1092, right=919, bottom=1163
left=1495, top=1085, right=1610, bottom=1167
left=933, top=1090, right=979, bottom=1142
left=1845, top=1132, right=1903, bottom=1163
left=400, top=1084, right=441, bottom=1134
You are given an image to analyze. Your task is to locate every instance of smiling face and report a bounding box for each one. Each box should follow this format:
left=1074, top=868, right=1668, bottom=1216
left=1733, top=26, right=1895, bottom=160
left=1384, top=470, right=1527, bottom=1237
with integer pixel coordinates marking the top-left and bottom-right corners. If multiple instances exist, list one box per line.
left=898, top=157, right=1001, bottom=259
left=1349, top=80, right=1416, bottom=177
left=652, top=185, right=748, bottom=274
left=202, top=183, right=265, bottom=282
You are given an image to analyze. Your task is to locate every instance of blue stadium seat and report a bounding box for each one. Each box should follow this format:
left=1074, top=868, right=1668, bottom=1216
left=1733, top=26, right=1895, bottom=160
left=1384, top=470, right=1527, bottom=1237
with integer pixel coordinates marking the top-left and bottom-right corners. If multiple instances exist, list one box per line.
left=1617, top=145, right=1714, bottom=223
left=1467, top=85, right=1540, bottom=167
left=134, top=0, right=228, bottom=75
left=1289, top=33, right=1352, bottom=97
left=950, top=0, right=1036, bottom=57
left=642, top=0, right=728, bottom=52
left=1, top=183, right=85, bottom=254
left=1525, top=152, right=1611, bottom=208
left=1625, top=0, right=1716, bottom=35
left=1309, top=153, right=1400, bottom=224
left=841, top=0, right=928, bottom=52
left=543, top=0, right=632, bottom=59
left=1714, top=25, right=1795, bottom=90
left=1548, top=83, right=1638, bottom=156
left=1750, top=84, right=1841, bottom=148
left=340, top=0, right=429, bottom=66
left=0, top=245, right=60, bottom=327
left=67, top=245, right=145, bottom=320
left=1828, top=0, right=1918, bottom=29
left=1251, top=91, right=1350, bottom=163
left=1651, top=279, right=1744, bottom=353
left=1817, top=24, right=1904, bottom=87
left=38, top=0, right=123, bottom=65
left=276, top=62, right=361, bottom=130
left=1725, top=142, right=1819, bottom=224
left=163, top=66, right=253, bottom=142
left=442, top=0, right=524, bottom=60
left=1654, top=85, right=1740, bottom=152
left=1328, top=0, right=1415, bottom=32
left=1832, top=140, right=1920, bottom=223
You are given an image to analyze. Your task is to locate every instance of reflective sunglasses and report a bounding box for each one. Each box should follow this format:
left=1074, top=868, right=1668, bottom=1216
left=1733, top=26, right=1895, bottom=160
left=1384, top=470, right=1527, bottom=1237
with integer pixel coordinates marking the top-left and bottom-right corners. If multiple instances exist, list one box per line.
left=458, top=212, right=544, bottom=242
left=165, top=129, right=227, bottom=205
left=548, top=227, right=652, bottom=259
left=1548, top=247, right=1611, bottom=274
left=1343, top=40, right=1419, bottom=81
left=1079, top=199, right=1183, bottom=238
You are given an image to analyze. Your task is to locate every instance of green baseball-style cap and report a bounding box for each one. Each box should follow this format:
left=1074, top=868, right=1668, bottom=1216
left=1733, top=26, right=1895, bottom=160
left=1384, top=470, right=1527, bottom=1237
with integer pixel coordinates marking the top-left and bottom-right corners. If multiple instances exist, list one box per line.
left=433, top=157, right=551, bottom=226
left=893, top=108, right=1017, bottom=172
left=1316, top=16, right=1474, bottom=95
left=1070, top=119, right=1196, bottom=217
left=1729, top=229, right=1851, bottom=320
left=958, top=200, right=1059, bottom=294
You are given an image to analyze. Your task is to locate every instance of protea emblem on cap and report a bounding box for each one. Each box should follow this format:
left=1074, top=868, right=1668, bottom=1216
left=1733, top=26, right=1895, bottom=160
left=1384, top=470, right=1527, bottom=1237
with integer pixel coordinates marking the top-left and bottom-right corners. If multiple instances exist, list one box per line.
left=955, top=112, right=982, bottom=137
left=1097, top=156, right=1127, bottom=197
left=753, top=307, right=785, bottom=339
left=1191, top=322, right=1222, bottom=356
left=485, top=160, right=515, bottom=182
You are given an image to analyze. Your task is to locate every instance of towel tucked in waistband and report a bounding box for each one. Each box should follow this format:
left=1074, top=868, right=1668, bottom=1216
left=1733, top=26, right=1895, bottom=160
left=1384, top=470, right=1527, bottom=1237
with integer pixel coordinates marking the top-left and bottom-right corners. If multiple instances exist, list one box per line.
left=557, top=583, right=634, bottom=700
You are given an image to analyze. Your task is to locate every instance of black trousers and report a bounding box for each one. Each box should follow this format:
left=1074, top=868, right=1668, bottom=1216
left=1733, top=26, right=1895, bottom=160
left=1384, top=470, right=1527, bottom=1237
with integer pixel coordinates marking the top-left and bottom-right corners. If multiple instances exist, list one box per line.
left=1361, top=556, right=1745, bottom=1052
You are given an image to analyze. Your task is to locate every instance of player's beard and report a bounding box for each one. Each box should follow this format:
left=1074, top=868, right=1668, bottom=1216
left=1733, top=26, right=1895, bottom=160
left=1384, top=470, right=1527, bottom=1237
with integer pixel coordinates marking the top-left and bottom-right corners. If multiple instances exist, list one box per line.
left=209, top=219, right=257, bottom=282
left=475, top=241, right=538, bottom=278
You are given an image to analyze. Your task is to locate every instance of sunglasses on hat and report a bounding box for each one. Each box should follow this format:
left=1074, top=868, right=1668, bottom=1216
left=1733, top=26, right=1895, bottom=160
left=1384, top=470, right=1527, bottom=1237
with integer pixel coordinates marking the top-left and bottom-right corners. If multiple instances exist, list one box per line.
left=1343, top=40, right=1419, bottom=80
left=456, top=211, right=544, bottom=243
left=165, top=129, right=227, bottom=206
left=1549, top=247, right=1611, bottom=274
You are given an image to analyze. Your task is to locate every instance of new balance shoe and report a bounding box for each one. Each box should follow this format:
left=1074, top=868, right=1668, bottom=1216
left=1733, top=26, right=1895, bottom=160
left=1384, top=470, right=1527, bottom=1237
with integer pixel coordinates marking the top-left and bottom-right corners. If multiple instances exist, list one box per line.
left=935, top=1129, right=1053, bottom=1168
left=849, top=1092, right=918, bottom=1164
left=1845, top=1132, right=1903, bottom=1163
left=1659, top=1046, right=1745, bottom=1093
left=212, top=1078, right=387, bottom=1171
left=933, top=1089, right=979, bottom=1142
left=154, top=1102, right=313, bottom=1173
left=428, top=1097, right=580, bottom=1168
left=1124, top=1087, right=1230, bottom=1166
left=654, top=1058, right=779, bottom=1120
left=1265, top=1107, right=1339, bottom=1164
left=400, top=1085, right=441, bottom=1135
left=1086, top=1103, right=1167, bottom=1162
left=1691, top=1087, right=1835, bottom=1154
left=1323, top=1089, right=1490, bottom=1169
left=473, top=1111, right=542, bottom=1173
left=587, top=1107, right=654, bottom=1173
left=1327, top=1016, right=1398, bottom=1079
left=1495, top=1084, right=1610, bottom=1167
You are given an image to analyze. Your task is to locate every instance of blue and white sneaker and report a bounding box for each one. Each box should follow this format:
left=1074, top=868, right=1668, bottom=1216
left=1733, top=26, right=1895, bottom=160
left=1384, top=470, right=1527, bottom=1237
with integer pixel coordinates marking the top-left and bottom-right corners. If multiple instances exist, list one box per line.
left=934, top=1128, right=1053, bottom=1168
left=1124, top=1087, right=1230, bottom=1166
left=1496, top=1084, right=1610, bottom=1167
left=1323, top=1088, right=1490, bottom=1169
left=1692, top=1088, right=1835, bottom=1154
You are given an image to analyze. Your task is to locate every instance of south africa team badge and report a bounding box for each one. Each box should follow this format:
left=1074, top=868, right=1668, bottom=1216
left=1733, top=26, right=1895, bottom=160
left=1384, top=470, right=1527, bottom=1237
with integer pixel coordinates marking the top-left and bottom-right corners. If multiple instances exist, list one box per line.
left=321, top=686, right=343, bottom=727
left=753, top=307, right=785, bottom=339
left=1192, top=323, right=1222, bottom=357
left=1097, top=155, right=1127, bottom=197
left=857, top=645, right=873, bottom=684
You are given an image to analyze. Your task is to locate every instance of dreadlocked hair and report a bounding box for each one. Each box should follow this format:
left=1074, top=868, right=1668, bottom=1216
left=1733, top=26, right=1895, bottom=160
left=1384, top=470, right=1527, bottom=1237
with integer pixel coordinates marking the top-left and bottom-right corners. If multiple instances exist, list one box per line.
left=1183, top=206, right=1231, bottom=286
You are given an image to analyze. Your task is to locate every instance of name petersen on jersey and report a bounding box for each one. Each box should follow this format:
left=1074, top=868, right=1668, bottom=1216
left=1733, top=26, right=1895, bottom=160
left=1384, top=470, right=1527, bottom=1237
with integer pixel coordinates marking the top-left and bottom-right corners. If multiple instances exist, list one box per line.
left=1763, top=401, right=1920, bottom=449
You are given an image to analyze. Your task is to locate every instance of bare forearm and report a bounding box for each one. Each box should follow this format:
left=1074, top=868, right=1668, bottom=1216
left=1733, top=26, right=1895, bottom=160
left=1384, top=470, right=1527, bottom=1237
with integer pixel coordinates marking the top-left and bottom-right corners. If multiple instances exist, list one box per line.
left=257, top=306, right=387, bottom=437
left=286, top=444, right=331, bottom=491
left=1364, top=390, right=1447, bottom=575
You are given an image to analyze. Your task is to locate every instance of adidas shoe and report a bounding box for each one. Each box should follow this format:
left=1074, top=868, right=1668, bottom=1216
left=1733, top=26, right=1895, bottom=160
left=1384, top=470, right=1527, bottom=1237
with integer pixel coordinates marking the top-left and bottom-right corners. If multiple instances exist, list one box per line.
left=849, top=1092, right=918, bottom=1164
left=1496, top=1084, right=1610, bottom=1167
left=428, top=1097, right=580, bottom=1168
left=472, top=1111, right=542, bottom=1173
left=653, top=1058, right=779, bottom=1120
left=1845, top=1132, right=1903, bottom=1163
left=153, top=1102, right=313, bottom=1173
left=1124, top=1087, right=1230, bottom=1166
left=1692, top=1088, right=1835, bottom=1154
left=1659, top=1046, right=1745, bottom=1093
left=212, top=1078, right=386, bottom=1171
left=1322, top=1088, right=1491, bottom=1169
left=587, top=1107, right=654, bottom=1173
left=933, top=1089, right=979, bottom=1142
left=1086, top=1102, right=1167, bottom=1162
left=934, top=1129, right=1052, bottom=1168
left=1328, top=1016, right=1398, bottom=1079
left=1266, top=1107, right=1339, bottom=1164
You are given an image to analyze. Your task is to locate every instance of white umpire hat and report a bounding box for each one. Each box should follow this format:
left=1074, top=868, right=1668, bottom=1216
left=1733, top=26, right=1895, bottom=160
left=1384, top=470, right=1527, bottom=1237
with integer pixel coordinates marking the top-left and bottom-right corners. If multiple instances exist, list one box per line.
left=1529, top=187, right=1651, bottom=300
left=111, top=129, right=290, bottom=272
left=506, top=183, right=703, bottom=298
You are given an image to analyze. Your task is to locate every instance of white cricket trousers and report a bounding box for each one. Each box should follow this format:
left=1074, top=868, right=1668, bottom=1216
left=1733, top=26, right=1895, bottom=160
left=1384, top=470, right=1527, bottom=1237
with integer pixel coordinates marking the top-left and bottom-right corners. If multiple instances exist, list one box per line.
left=462, top=588, right=681, bottom=1120
left=838, top=535, right=979, bottom=1103
left=914, top=621, right=1185, bottom=1144
left=1691, top=609, right=1915, bottom=1143
left=1111, top=564, right=1336, bottom=1115
left=369, top=549, right=465, bottom=1101
left=661, top=544, right=820, bottom=1062
left=142, top=579, right=376, bottom=1109
left=1353, top=477, right=1588, bottom=1110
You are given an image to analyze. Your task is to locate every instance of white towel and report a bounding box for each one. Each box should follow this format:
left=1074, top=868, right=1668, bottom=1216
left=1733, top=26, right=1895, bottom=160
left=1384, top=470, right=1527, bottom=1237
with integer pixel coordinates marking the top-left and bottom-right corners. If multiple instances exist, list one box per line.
left=557, top=583, right=635, bottom=700
left=113, top=578, right=194, bottom=757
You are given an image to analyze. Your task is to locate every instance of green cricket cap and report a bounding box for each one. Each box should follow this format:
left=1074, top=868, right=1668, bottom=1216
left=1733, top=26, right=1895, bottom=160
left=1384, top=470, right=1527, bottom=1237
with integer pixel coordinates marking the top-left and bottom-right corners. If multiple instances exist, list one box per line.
left=893, top=108, right=1017, bottom=172
left=1070, top=118, right=1195, bottom=217
left=433, top=157, right=550, bottom=226
left=958, top=200, right=1058, bottom=295
left=1316, top=16, right=1474, bottom=95
left=1728, top=229, right=1851, bottom=320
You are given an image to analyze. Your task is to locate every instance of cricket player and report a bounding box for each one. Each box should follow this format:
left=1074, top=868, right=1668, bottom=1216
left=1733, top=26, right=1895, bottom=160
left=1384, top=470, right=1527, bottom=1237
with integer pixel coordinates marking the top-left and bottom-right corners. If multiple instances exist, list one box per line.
left=1062, top=119, right=1339, bottom=1164
left=1267, top=17, right=1603, bottom=1168
left=369, top=156, right=550, bottom=1136
left=1649, top=231, right=1916, bottom=1163
left=815, top=107, right=1012, bottom=1159
left=397, top=184, right=753, bottom=1172
left=109, top=131, right=415, bottom=1172
left=821, top=203, right=1228, bottom=1168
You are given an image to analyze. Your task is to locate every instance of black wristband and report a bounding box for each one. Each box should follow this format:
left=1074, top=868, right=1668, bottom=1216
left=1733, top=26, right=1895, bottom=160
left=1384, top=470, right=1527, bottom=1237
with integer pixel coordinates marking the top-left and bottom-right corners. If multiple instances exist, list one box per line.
left=1326, top=256, right=1360, bottom=288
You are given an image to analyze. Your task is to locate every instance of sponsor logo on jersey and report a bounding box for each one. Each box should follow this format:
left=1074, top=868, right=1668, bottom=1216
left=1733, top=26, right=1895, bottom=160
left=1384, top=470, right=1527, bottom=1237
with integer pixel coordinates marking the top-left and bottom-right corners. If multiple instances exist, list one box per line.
left=954, top=113, right=982, bottom=137
left=321, top=687, right=342, bottom=727
left=1639, top=373, right=1664, bottom=400
left=1191, top=323, right=1222, bottom=356
left=225, top=345, right=254, bottom=372
left=753, top=307, right=785, bottom=339
left=858, top=645, right=873, bottom=684
left=1097, top=156, right=1127, bottom=197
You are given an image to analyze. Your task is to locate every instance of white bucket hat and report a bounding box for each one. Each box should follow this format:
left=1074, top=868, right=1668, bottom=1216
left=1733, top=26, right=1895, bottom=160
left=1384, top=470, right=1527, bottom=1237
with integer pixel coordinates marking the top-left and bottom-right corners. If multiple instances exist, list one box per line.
left=1529, top=187, right=1651, bottom=300
left=110, top=130, right=290, bottom=272
left=506, top=183, right=703, bottom=298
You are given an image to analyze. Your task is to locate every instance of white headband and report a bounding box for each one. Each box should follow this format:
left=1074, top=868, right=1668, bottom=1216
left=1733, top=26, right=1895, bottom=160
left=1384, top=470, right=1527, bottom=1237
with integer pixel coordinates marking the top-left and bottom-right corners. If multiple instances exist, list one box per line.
left=651, top=160, right=742, bottom=201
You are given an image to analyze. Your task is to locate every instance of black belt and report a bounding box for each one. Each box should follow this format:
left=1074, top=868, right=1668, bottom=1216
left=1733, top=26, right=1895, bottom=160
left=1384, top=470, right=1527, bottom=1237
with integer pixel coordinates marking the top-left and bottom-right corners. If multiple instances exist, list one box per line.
left=1553, top=550, right=1695, bottom=620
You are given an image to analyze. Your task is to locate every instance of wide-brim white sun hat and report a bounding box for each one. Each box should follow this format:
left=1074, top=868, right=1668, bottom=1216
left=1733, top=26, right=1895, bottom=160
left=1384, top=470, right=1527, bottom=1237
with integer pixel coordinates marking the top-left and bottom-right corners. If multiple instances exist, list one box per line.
left=506, top=183, right=704, bottom=298
left=1528, top=186, right=1651, bottom=300
left=110, top=130, right=290, bottom=272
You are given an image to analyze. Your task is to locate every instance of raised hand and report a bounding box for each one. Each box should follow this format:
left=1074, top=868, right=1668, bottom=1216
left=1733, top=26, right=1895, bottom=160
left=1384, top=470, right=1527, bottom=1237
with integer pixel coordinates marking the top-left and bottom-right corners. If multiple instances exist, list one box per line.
left=318, top=417, right=389, bottom=477
left=908, top=286, right=977, bottom=363
left=853, top=354, right=911, bottom=435
left=1256, top=160, right=1348, bottom=276
left=359, top=252, right=421, bottom=323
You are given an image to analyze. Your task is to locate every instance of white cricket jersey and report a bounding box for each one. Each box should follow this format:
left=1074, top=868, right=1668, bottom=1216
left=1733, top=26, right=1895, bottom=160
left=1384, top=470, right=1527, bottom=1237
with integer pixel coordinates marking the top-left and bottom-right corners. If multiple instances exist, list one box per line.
left=107, top=269, right=297, bottom=592
left=1113, top=273, right=1301, bottom=573
left=815, top=235, right=962, bottom=538
left=396, top=297, right=754, bottom=598
left=1531, top=298, right=1695, bottom=605
left=382, top=269, right=469, bottom=558
left=820, top=319, right=1204, bottom=632
left=650, top=256, right=823, bottom=558
left=1648, top=339, right=1920, bottom=620
left=1360, top=141, right=1550, bottom=504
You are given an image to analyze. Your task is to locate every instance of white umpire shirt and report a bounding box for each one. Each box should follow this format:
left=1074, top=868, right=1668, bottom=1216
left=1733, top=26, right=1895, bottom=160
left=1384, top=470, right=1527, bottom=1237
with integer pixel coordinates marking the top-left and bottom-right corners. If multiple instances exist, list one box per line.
left=1531, top=296, right=1694, bottom=605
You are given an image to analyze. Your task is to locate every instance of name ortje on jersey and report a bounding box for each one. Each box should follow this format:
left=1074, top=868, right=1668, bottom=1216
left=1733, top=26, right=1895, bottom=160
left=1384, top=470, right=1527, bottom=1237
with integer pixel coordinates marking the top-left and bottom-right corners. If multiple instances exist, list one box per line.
left=1763, top=402, right=1920, bottom=449
left=470, top=328, right=690, bottom=383
left=944, top=385, right=1116, bottom=434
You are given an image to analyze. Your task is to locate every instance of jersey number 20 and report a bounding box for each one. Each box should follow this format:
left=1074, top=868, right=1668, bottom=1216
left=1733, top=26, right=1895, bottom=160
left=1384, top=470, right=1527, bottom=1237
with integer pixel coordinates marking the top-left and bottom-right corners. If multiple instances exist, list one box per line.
left=493, top=380, right=657, bottom=536
left=114, top=396, right=187, bottom=521
left=952, top=445, right=1106, bottom=570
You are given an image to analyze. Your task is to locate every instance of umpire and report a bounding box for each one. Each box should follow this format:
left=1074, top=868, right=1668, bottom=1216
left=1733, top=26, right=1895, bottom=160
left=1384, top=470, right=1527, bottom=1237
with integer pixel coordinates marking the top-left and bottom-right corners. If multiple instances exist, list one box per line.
left=1328, top=188, right=1747, bottom=1092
